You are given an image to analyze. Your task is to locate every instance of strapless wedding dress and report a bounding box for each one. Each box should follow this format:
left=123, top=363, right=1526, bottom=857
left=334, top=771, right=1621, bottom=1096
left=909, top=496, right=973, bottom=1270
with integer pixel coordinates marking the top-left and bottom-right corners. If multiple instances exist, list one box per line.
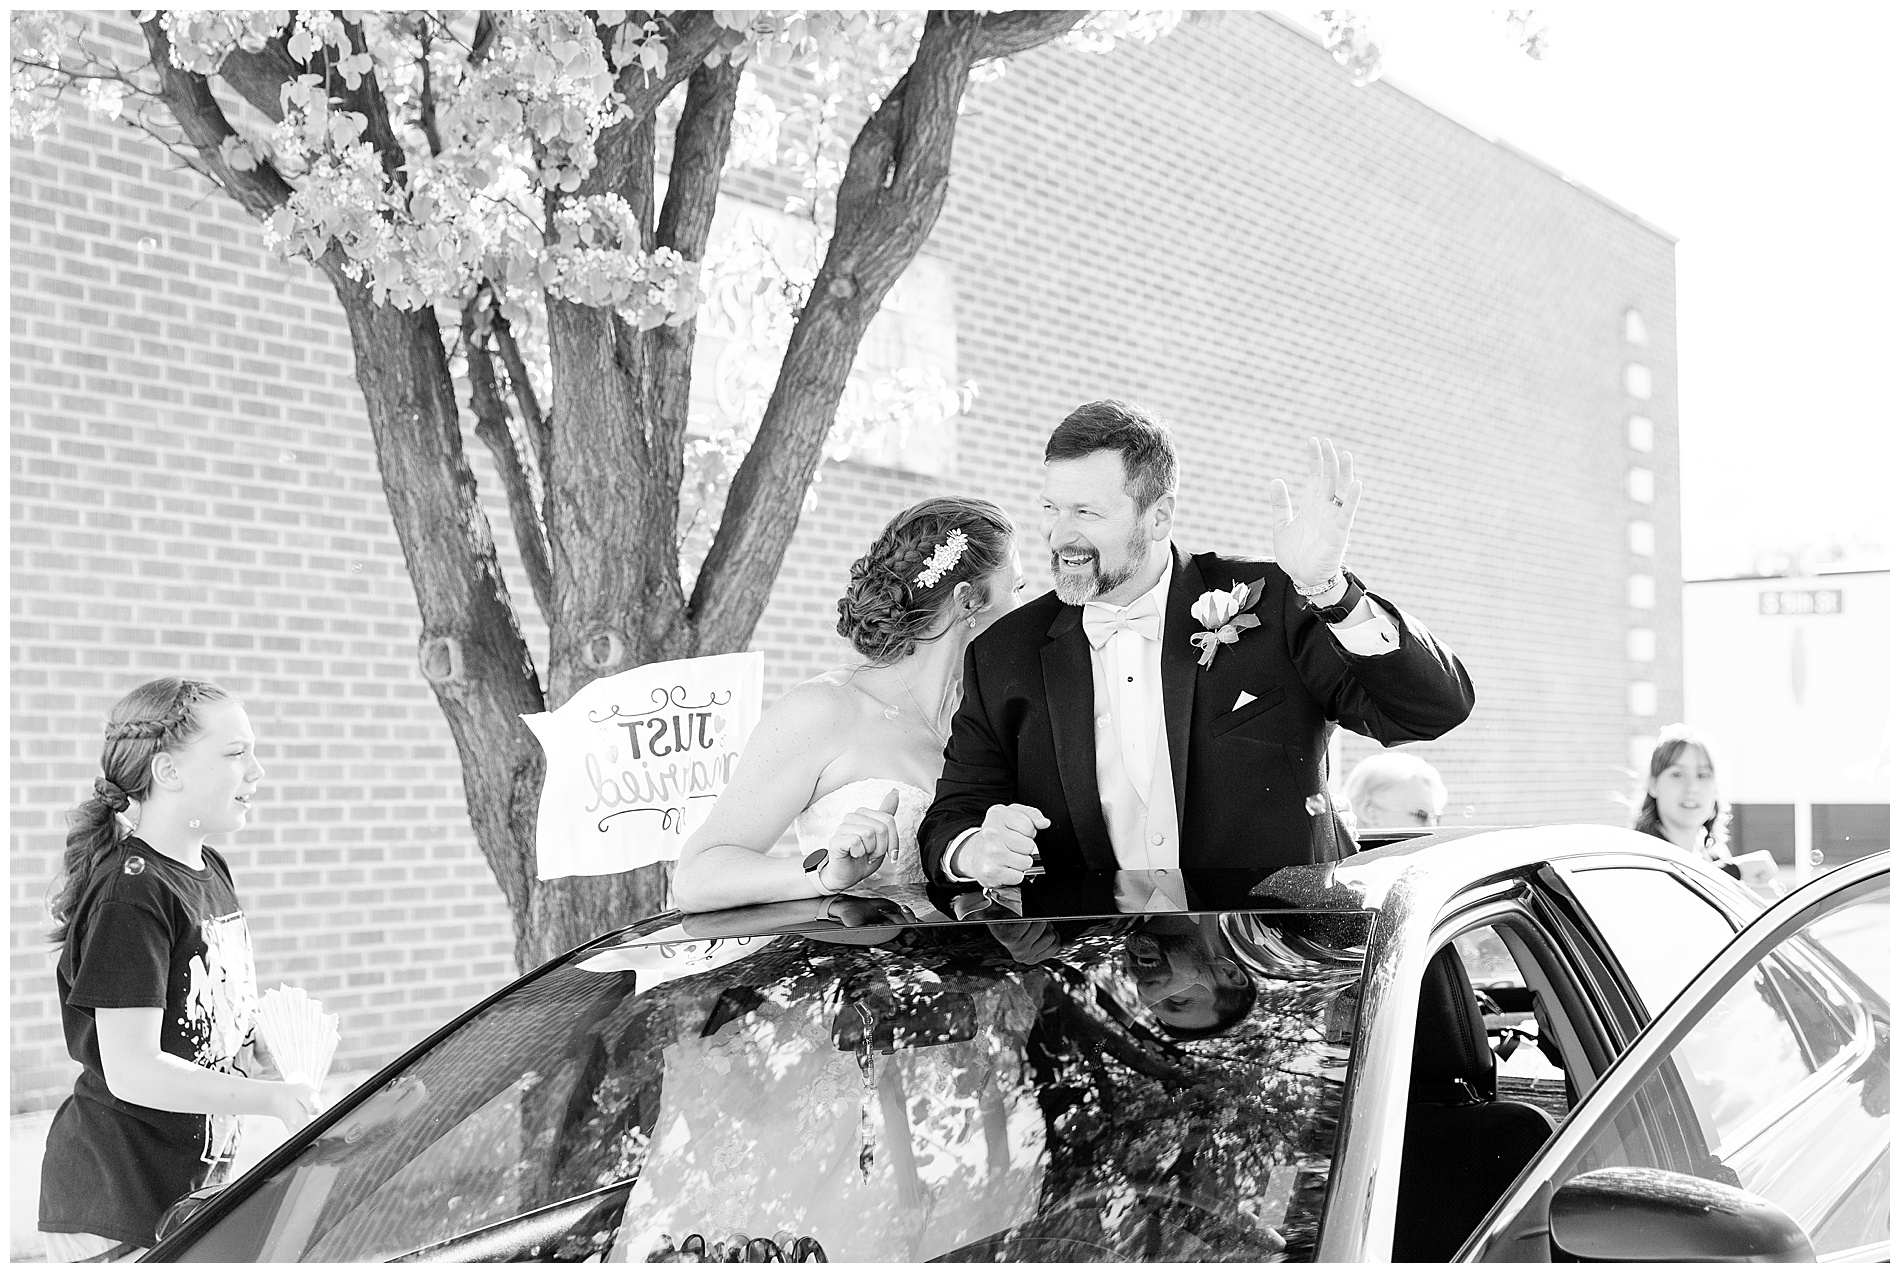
left=792, top=777, right=934, bottom=895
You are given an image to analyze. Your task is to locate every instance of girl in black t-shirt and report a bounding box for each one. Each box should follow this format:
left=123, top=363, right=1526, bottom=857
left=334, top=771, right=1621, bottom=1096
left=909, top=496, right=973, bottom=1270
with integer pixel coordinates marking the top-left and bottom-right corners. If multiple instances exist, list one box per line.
left=39, top=677, right=320, bottom=1261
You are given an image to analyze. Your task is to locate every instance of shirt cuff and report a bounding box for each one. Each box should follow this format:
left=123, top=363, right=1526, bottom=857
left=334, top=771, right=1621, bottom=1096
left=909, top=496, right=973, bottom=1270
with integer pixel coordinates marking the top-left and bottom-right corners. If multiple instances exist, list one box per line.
left=942, top=828, right=980, bottom=882
left=1329, top=595, right=1401, bottom=656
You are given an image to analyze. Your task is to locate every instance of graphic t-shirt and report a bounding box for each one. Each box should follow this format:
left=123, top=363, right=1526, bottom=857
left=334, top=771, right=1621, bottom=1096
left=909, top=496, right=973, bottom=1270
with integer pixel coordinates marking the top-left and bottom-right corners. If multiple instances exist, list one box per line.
left=39, top=839, right=259, bottom=1247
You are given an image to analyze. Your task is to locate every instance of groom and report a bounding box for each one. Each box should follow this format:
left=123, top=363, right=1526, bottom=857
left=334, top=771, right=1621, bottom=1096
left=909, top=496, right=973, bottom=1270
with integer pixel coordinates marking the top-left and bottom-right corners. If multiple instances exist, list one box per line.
left=919, top=400, right=1474, bottom=888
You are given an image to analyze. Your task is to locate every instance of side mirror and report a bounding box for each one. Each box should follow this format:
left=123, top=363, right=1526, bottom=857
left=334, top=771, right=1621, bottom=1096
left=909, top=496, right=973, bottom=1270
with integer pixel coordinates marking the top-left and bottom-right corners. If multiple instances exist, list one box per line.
left=154, top=1183, right=225, bottom=1242
left=1550, top=1167, right=1815, bottom=1263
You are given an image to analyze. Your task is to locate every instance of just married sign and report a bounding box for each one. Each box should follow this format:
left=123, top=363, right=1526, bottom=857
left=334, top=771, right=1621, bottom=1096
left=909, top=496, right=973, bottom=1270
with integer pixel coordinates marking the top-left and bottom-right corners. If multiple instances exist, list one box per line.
left=523, top=652, right=764, bottom=880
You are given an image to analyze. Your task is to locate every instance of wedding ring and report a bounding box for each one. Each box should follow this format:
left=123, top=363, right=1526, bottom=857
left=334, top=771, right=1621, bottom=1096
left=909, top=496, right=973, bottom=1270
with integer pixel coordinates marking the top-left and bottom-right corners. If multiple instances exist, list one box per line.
left=1330, top=495, right=1344, bottom=507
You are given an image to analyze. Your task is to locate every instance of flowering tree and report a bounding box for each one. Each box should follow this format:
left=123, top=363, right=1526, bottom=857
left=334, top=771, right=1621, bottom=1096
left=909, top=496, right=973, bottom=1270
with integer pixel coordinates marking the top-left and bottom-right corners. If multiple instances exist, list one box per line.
left=14, top=9, right=1201, bottom=965
left=15, top=10, right=1533, bottom=967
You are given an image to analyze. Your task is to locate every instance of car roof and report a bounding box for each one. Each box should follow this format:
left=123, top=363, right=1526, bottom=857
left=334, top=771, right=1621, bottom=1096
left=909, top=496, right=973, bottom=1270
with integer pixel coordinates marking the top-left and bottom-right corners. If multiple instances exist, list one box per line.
left=615, top=824, right=1714, bottom=951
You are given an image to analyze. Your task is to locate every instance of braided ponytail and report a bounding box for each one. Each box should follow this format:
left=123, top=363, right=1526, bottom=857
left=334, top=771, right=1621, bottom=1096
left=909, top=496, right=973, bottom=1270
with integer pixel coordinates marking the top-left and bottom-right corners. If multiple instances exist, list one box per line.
left=836, top=498, right=1014, bottom=665
left=48, top=677, right=232, bottom=944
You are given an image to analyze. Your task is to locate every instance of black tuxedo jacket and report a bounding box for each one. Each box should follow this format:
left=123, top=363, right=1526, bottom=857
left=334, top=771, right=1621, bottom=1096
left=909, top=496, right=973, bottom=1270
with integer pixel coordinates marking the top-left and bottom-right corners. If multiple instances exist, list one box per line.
left=919, top=546, right=1475, bottom=882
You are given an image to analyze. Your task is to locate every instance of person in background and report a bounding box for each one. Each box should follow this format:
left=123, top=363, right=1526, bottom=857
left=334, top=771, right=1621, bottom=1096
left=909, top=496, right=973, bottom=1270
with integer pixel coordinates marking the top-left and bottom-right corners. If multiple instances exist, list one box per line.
left=1633, top=723, right=1732, bottom=862
left=38, top=678, right=318, bottom=1262
left=1343, top=751, right=1448, bottom=832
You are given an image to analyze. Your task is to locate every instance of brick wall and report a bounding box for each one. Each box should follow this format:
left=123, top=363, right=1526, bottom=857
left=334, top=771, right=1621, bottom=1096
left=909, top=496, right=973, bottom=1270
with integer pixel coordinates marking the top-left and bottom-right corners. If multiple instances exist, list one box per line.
left=9, top=12, right=1676, bottom=1110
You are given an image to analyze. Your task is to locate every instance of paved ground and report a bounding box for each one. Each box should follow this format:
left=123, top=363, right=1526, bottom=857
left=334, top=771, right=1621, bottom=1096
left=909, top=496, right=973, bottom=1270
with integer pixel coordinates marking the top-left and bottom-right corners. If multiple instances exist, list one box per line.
left=10, top=1072, right=366, bottom=1262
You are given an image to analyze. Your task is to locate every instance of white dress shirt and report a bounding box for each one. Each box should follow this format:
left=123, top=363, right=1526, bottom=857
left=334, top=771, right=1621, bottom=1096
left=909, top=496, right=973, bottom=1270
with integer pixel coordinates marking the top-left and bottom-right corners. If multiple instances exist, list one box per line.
left=943, top=558, right=1398, bottom=878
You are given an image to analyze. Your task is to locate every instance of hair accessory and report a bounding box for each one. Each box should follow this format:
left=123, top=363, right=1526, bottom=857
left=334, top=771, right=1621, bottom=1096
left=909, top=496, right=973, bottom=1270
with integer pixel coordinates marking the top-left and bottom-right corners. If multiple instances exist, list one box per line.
left=189, top=819, right=201, bottom=829
left=92, top=778, right=130, bottom=812
left=913, top=528, right=969, bottom=589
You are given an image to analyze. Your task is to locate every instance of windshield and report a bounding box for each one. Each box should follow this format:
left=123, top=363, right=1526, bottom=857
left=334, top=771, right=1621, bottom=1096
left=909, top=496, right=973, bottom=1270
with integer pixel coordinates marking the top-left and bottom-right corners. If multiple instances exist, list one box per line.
left=161, top=907, right=1370, bottom=1263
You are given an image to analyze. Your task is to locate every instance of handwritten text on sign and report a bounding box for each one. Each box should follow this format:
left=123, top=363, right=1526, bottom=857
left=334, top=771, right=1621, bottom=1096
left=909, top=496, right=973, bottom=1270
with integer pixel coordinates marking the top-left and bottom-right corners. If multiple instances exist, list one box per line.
left=524, top=652, right=764, bottom=879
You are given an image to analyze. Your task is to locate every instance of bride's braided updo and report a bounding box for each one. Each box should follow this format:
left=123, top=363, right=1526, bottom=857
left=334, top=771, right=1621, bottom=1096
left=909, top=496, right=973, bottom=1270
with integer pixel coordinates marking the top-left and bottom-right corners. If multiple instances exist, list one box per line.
left=837, top=498, right=1014, bottom=666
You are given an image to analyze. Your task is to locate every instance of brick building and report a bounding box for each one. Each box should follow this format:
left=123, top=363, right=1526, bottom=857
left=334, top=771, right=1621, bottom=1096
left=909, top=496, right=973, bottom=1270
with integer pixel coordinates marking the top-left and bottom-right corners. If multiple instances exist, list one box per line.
left=9, top=12, right=1679, bottom=1110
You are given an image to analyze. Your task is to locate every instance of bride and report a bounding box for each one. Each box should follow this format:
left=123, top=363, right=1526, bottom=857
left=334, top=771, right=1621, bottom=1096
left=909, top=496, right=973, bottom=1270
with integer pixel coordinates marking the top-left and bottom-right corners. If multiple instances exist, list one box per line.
left=672, top=498, right=1022, bottom=912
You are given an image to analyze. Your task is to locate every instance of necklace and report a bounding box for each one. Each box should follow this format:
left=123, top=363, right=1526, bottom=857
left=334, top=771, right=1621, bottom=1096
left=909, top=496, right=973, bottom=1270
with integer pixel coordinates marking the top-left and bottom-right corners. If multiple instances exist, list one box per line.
left=892, top=667, right=950, bottom=746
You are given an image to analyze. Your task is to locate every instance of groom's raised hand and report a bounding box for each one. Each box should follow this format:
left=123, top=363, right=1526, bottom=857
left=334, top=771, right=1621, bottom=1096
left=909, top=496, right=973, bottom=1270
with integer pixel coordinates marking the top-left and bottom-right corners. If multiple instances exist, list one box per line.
left=954, top=803, right=1050, bottom=887
left=1266, top=436, right=1361, bottom=590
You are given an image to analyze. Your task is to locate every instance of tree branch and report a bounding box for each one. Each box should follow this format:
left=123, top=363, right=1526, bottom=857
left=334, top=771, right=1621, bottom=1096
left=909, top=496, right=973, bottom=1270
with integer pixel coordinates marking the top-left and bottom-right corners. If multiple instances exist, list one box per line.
left=971, top=10, right=1089, bottom=61
left=688, top=13, right=986, bottom=641
left=655, top=59, right=740, bottom=260
left=616, top=12, right=730, bottom=122
left=213, top=34, right=300, bottom=123
left=340, top=17, right=411, bottom=187
left=491, top=312, right=550, bottom=475
left=216, top=17, right=409, bottom=186
left=470, top=11, right=501, bottom=66
left=138, top=15, right=296, bottom=223
left=417, top=20, right=445, bottom=156
left=638, top=59, right=742, bottom=585
left=464, top=292, right=557, bottom=627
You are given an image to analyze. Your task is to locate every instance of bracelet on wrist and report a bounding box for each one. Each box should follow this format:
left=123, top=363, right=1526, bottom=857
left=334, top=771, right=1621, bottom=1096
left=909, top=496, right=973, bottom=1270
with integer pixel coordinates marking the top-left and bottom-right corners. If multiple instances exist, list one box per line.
left=1291, top=571, right=1345, bottom=598
left=802, top=848, right=839, bottom=896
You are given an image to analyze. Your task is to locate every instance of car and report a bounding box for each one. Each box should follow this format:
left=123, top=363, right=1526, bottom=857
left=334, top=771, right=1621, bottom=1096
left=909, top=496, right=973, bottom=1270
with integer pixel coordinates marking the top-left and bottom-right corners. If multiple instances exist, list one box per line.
left=1462, top=847, right=1888, bottom=1263
left=145, top=824, right=1798, bottom=1263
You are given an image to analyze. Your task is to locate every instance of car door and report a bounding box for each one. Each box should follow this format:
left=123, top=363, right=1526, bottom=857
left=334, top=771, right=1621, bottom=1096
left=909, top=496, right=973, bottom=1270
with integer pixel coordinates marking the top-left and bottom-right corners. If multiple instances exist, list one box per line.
left=1539, top=854, right=1759, bottom=1022
left=1459, top=853, right=1890, bottom=1263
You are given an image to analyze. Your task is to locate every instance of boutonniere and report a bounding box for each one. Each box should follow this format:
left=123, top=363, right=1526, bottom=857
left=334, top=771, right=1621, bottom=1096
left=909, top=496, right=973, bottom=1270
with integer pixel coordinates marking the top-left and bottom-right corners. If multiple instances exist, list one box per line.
left=1188, top=579, right=1266, bottom=669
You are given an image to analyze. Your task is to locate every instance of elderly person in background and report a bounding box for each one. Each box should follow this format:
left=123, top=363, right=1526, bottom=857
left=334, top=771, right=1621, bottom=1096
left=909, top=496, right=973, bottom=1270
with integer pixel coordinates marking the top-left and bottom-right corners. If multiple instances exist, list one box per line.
left=1343, top=751, right=1447, bottom=832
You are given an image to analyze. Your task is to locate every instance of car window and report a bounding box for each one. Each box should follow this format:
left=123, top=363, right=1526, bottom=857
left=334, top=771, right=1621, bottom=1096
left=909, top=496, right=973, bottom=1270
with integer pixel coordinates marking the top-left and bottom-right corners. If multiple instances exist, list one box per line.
left=1480, top=878, right=1889, bottom=1260
left=166, top=909, right=1371, bottom=1264
left=1562, top=866, right=1738, bottom=1015
left=1450, top=927, right=1568, bottom=1115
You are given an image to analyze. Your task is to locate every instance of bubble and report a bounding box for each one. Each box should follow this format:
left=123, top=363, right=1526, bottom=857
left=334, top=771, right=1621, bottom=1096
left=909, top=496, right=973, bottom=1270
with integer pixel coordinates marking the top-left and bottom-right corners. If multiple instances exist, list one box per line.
left=137, top=236, right=158, bottom=253
left=1463, top=806, right=1476, bottom=820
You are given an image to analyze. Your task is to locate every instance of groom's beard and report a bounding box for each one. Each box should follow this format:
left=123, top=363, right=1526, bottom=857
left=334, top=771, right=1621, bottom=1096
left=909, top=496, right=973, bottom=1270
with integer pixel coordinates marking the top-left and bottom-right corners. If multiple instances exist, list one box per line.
left=1052, top=522, right=1150, bottom=606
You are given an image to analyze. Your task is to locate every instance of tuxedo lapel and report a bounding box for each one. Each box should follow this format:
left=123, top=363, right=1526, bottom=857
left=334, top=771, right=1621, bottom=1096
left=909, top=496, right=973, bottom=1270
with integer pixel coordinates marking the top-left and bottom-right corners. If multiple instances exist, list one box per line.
left=1042, top=606, right=1117, bottom=870
left=1160, top=546, right=1205, bottom=829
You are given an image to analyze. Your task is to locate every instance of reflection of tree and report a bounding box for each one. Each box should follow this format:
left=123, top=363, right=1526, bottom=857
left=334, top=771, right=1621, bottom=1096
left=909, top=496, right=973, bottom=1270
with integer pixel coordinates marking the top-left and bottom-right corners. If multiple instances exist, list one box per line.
left=272, top=922, right=1356, bottom=1262
left=1012, top=933, right=1354, bottom=1262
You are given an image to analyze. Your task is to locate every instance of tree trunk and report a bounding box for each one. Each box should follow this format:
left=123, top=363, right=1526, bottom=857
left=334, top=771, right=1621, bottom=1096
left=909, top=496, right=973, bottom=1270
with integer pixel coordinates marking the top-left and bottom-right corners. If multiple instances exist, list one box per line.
left=327, top=285, right=553, bottom=971
left=131, top=9, right=1087, bottom=976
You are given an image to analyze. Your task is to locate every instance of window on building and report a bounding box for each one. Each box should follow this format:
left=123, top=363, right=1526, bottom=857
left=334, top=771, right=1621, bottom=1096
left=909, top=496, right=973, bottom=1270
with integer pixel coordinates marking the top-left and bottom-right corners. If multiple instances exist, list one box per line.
left=1624, top=309, right=1648, bottom=345
left=1627, top=415, right=1653, bottom=451
left=1629, top=734, right=1658, bottom=778
left=1813, top=804, right=1891, bottom=863
left=1628, top=681, right=1657, bottom=717
left=1628, top=521, right=1655, bottom=556
left=1729, top=804, right=1890, bottom=867
left=1626, top=628, right=1655, bottom=662
left=1627, top=574, right=1655, bottom=609
left=687, top=196, right=963, bottom=478
left=1624, top=364, right=1652, bottom=399
left=1627, top=468, right=1655, bottom=503
left=1730, top=804, right=1796, bottom=865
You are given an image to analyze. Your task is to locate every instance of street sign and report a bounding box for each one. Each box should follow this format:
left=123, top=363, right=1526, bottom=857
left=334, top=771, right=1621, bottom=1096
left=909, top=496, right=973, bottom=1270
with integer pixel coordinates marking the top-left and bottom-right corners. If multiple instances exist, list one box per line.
left=1758, top=589, right=1843, bottom=616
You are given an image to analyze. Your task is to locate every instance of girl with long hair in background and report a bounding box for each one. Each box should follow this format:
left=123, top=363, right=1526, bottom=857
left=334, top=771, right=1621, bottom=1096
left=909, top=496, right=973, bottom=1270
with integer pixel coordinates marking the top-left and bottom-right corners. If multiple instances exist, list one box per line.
left=38, top=677, right=318, bottom=1261
left=1633, top=723, right=1731, bottom=861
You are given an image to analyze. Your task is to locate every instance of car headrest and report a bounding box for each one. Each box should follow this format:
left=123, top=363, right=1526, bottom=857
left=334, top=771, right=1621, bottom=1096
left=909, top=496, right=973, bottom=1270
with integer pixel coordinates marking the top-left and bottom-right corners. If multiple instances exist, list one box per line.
left=1411, top=945, right=1495, bottom=1103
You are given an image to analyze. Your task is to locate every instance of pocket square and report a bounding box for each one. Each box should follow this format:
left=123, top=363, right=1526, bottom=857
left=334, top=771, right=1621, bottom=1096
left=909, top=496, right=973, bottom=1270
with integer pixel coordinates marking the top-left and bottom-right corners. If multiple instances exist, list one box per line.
left=1232, top=690, right=1258, bottom=710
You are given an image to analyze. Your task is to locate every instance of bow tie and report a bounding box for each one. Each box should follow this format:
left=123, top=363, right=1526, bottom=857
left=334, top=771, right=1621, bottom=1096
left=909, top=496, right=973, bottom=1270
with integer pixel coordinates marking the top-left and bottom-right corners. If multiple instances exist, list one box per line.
left=1082, top=595, right=1162, bottom=649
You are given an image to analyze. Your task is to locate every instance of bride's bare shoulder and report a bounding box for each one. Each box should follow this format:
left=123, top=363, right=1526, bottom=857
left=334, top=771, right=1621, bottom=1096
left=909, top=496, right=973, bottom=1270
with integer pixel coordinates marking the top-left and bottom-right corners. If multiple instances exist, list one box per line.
left=765, top=669, right=874, bottom=733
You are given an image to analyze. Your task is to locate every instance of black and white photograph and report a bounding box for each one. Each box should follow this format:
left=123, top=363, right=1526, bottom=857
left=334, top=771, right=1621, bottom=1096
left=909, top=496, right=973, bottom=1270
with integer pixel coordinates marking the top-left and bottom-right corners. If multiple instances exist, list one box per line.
left=9, top=7, right=1891, bottom=1262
